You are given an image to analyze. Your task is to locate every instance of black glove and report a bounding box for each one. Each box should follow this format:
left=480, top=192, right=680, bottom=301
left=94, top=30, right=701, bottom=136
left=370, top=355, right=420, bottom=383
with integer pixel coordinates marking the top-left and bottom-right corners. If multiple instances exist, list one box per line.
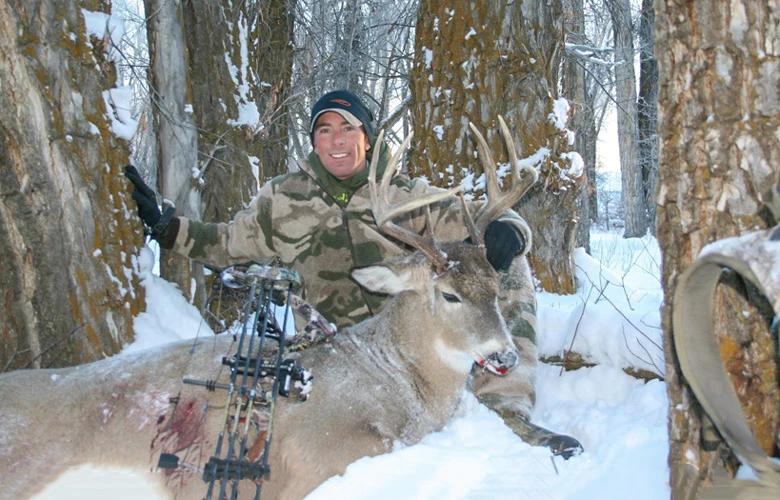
left=484, top=220, right=525, bottom=272
left=124, top=165, right=161, bottom=228
left=124, top=165, right=176, bottom=241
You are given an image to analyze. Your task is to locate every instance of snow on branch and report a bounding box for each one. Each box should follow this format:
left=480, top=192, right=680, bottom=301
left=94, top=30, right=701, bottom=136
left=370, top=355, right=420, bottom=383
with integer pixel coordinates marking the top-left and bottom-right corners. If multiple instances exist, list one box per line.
left=564, top=42, right=618, bottom=66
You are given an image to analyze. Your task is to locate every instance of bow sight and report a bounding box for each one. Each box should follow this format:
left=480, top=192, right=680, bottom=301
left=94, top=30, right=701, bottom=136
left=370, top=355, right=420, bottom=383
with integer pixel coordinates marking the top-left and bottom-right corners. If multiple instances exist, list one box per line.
left=158, top=262, right=312, bottom=500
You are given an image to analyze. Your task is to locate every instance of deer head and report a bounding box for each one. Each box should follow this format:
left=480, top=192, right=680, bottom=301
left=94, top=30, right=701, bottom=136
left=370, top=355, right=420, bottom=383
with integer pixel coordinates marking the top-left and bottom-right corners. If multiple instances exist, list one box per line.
left=354, top=119, right=538, bottom=376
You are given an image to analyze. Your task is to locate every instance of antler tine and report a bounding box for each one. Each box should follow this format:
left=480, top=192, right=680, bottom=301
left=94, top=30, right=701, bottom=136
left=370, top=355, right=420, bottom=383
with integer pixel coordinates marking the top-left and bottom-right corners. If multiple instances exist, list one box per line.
left=458, top=192, right=482, bottom=246
left=367, top=131, right=459, bottom=272
left=470, top=118, right=539, bottom=234
left=498, top=116, right=519, bottom=184
left=379, top=132, right=413, bottom=206
left=468, top=122, right=501, bottom=204
left=497, top=114, right=538, bottom=203
left=373, top=132, right=461, bottom=228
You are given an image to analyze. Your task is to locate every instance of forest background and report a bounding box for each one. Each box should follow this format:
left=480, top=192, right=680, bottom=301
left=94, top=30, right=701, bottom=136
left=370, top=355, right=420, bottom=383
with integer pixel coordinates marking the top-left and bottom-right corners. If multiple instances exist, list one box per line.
left=0, top=1, right=777, bottom=498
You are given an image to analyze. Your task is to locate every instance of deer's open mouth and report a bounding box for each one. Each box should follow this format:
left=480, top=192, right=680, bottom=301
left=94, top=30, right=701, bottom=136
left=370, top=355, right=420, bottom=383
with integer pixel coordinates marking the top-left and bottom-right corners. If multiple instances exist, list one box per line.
left=474, top=350, right=518, bottom=376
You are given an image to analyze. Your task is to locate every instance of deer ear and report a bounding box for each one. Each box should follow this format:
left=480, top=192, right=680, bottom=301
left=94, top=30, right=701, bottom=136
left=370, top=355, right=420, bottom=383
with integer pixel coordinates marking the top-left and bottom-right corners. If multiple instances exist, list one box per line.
left=351, top=265, right=413, bottom=295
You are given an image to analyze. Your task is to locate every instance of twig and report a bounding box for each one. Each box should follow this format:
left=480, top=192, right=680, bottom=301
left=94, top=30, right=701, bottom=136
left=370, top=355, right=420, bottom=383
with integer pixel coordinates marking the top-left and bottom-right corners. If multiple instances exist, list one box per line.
left=32, top=324, right=86, bottom=369
left=560, top=285, right=594, bottom=376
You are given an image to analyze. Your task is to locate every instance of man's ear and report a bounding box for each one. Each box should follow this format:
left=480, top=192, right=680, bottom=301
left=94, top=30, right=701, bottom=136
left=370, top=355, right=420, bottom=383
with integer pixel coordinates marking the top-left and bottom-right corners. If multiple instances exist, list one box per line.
left=352, top=265, right=412, bottom=295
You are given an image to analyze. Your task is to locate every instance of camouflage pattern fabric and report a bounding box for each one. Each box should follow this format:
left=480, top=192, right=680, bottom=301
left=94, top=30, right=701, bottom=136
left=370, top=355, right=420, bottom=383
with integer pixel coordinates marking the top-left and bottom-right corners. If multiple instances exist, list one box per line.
left=170, top=142, right=543, bottom=434
left=172, top=153, right=531, bottom=330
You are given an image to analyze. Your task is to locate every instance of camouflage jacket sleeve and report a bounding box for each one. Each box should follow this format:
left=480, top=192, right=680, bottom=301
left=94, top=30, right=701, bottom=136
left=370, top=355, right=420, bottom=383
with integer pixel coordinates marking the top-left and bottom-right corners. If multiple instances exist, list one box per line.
left=171, top=183, right=276, bottom=269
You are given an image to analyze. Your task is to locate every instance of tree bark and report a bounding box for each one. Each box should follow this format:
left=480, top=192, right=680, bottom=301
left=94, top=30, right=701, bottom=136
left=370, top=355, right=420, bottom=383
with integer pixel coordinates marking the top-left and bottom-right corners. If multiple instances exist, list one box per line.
left=608, top=0, right=647, bottom=237
left=564, top=0, right=593, bottom=253
left=0, top=0, right=145, bottom=370
left=638, top=0, right=658, bottom=234
left=656, top=0, right=780, bottom=497
left=183, top=0, right=293, bottom=224
left=410, top=0, right=584, bottom=294
left=144, top=0, right=204, bottom=305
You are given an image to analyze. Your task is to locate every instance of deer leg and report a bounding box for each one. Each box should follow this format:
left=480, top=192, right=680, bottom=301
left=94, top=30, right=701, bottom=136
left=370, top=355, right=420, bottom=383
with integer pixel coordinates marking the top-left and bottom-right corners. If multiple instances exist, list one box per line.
left=479, top=395, right=584, bottom=460
left=471, top=341, right=584, bottom=460
left=475, top=261, right=584, bottom=459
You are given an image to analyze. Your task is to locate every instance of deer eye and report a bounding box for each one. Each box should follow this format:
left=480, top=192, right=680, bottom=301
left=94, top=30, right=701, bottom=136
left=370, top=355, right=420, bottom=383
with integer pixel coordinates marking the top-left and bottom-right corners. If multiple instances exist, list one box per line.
left=441, top=291, right=461, bottom=303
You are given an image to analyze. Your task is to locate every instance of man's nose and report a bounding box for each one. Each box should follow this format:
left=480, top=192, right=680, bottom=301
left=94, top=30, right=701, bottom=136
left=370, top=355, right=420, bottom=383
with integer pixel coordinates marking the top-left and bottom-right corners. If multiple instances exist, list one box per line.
left=333, top=130, right=346, bottom=145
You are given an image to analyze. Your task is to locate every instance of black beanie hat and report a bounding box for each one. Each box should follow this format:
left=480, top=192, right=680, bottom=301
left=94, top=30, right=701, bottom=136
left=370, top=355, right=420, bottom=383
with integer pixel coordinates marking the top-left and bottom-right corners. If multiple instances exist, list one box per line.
left=309, top=90, right=376, bottom=143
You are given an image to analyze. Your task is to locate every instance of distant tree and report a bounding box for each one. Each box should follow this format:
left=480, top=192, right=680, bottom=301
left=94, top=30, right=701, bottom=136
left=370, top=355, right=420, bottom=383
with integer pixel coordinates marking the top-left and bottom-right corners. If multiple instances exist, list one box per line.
left=144, top=0, right=204, bottom=304
left=410, top=0, right=584, bottom=294
left=564, top=0, right=593, bottom=252
left=637, top=0, right=658, bottom=233
left=656, top=0, right=780, bottom=497
left=289, top=0, right=417, bottom=156
left=0, top=0, right=144, bottom=370
left=563, top=0, right=617, bottom=247
left=607, top=0, right=646, bottom=237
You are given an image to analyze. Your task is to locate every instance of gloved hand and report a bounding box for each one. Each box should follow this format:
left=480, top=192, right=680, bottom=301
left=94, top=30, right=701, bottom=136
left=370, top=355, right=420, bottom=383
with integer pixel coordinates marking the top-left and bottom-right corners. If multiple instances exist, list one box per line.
left=124, top=165, right=161, bottom=228
left=484, top=219, right=525, bottom=272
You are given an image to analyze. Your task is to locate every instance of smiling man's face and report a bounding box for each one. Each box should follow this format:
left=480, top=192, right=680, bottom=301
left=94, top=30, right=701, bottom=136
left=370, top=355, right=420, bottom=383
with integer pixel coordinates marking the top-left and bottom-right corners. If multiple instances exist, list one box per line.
left=312, top=111, right=371, bottom=180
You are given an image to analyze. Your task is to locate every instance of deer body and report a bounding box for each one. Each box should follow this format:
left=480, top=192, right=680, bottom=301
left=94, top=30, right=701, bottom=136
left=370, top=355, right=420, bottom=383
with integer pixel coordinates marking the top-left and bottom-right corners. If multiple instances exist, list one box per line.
left=0, top=245, right=518, bottom=500
left=1, top=119, right=536, bottom=499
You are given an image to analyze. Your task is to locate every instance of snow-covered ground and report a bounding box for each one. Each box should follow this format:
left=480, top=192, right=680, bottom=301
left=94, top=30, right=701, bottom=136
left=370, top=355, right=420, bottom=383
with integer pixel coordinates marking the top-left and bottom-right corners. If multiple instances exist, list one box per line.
left=309, top=230, right=668, bottom=500
left=33, top=230, right=670, bottom=499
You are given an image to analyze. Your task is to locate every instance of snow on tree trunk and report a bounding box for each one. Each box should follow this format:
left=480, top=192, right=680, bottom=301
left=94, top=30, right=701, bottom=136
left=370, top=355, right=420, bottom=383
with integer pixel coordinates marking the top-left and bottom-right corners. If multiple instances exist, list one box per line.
left=183, top=0, right=293, bottom=224
left=656, top=0, right=780, bottom=497
left=609, top=0, right=647, bottom=237
left=409, top=0, right=584, bottom=294
left=638, top=0, right=658, bottom=235
left=0, top=0, right=144, bottom=370
left=144, top=0, right=204, bottom=305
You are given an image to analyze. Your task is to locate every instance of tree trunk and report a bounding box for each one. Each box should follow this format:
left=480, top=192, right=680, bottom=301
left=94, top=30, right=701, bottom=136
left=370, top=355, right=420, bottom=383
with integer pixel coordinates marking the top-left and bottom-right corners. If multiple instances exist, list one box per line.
left=564, top=0, right=593, bottom=253
left=335, top=0, right=365, bottom=92
left=656, top=0, right=780, bottom=497
left=410, top=0, right=584, bottom=294
left=609, top=0, right=647, bottom=237
left=0, top=0, right=145, bottom=370
left=638, top=0, right=658, bottom=234
left=144, top=0, right=204, bottom=305
left=183, top=0, right=293, bottom=224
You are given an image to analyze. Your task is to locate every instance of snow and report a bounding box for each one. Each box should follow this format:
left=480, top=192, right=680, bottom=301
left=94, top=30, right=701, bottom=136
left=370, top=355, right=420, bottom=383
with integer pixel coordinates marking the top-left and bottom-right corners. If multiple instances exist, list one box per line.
left=102, top=87, right=138, bottom=140
left=81, top=9, right=124, bottom=61
left=31, top=231, right=671, bottom=499
left=224, top=14, right=263, bottom=131
left=561, top=151, right=585, bottom=178
left=423, top=47, right=433, bottom=68
left=122, top=247, right=211, bottom=353
left=34, top=466, right=168, bottom=500
left=548, top=98, right=570, bottom=130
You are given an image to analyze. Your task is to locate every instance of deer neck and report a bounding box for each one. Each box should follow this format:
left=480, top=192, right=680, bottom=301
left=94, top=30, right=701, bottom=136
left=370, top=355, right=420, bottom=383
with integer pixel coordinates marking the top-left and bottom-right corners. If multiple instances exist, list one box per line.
left=380, top=293, right=473, bottom=410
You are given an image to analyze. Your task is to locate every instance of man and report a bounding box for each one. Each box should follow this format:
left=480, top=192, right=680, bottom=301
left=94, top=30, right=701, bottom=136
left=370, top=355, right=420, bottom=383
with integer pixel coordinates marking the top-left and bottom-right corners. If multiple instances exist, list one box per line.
left=125, top=89, right=582, bottom=458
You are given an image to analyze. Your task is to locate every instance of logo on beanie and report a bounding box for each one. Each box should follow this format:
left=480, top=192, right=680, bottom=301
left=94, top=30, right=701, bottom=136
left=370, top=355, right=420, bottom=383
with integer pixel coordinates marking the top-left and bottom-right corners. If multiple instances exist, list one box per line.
left=330, top=98, right=351, bottom=107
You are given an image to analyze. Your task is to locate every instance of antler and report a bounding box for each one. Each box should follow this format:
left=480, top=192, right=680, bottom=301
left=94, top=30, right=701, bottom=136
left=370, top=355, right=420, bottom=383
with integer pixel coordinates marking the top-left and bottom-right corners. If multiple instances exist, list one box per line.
left=367, top=129, right=462, bottom=272
left=467, top=116, right=539, bottom=242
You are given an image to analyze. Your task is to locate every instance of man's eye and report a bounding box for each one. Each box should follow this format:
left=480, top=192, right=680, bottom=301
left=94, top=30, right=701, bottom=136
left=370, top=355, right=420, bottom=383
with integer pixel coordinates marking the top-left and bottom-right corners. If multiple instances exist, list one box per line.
left=343, top=125, right=355, bottom=132
left=442, top=292, right=461, bottom=303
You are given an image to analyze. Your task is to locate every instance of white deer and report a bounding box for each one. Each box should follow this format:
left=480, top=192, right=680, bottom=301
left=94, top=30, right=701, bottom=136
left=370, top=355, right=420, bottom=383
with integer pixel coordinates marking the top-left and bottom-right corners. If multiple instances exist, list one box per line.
left=0, top=120, right=537, bottom=499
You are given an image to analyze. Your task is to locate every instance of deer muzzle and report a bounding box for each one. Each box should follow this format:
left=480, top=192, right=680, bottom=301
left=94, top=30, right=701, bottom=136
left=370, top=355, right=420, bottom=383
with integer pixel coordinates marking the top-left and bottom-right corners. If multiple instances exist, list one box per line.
left=475, top=349, right=519, bottom=376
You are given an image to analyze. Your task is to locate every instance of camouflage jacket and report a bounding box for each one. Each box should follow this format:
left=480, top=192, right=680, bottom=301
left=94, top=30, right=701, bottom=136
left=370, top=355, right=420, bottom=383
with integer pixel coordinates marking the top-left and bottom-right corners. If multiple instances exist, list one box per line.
left=171, top=149, right=531, bottom=328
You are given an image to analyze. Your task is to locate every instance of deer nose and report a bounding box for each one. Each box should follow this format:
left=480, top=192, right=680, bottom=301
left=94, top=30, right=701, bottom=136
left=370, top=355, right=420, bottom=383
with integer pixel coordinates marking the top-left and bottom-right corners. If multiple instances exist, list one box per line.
left=480, top=349, right=520, bottom=376
left=496, top=349, right=519, bottom=371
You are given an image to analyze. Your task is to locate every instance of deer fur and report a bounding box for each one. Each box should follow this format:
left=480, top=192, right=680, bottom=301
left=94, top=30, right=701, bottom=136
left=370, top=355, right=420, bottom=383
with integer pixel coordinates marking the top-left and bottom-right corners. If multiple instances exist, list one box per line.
left=0, top=243, right=518, bottom=500
left=1, top=118, right=534, bottom=499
